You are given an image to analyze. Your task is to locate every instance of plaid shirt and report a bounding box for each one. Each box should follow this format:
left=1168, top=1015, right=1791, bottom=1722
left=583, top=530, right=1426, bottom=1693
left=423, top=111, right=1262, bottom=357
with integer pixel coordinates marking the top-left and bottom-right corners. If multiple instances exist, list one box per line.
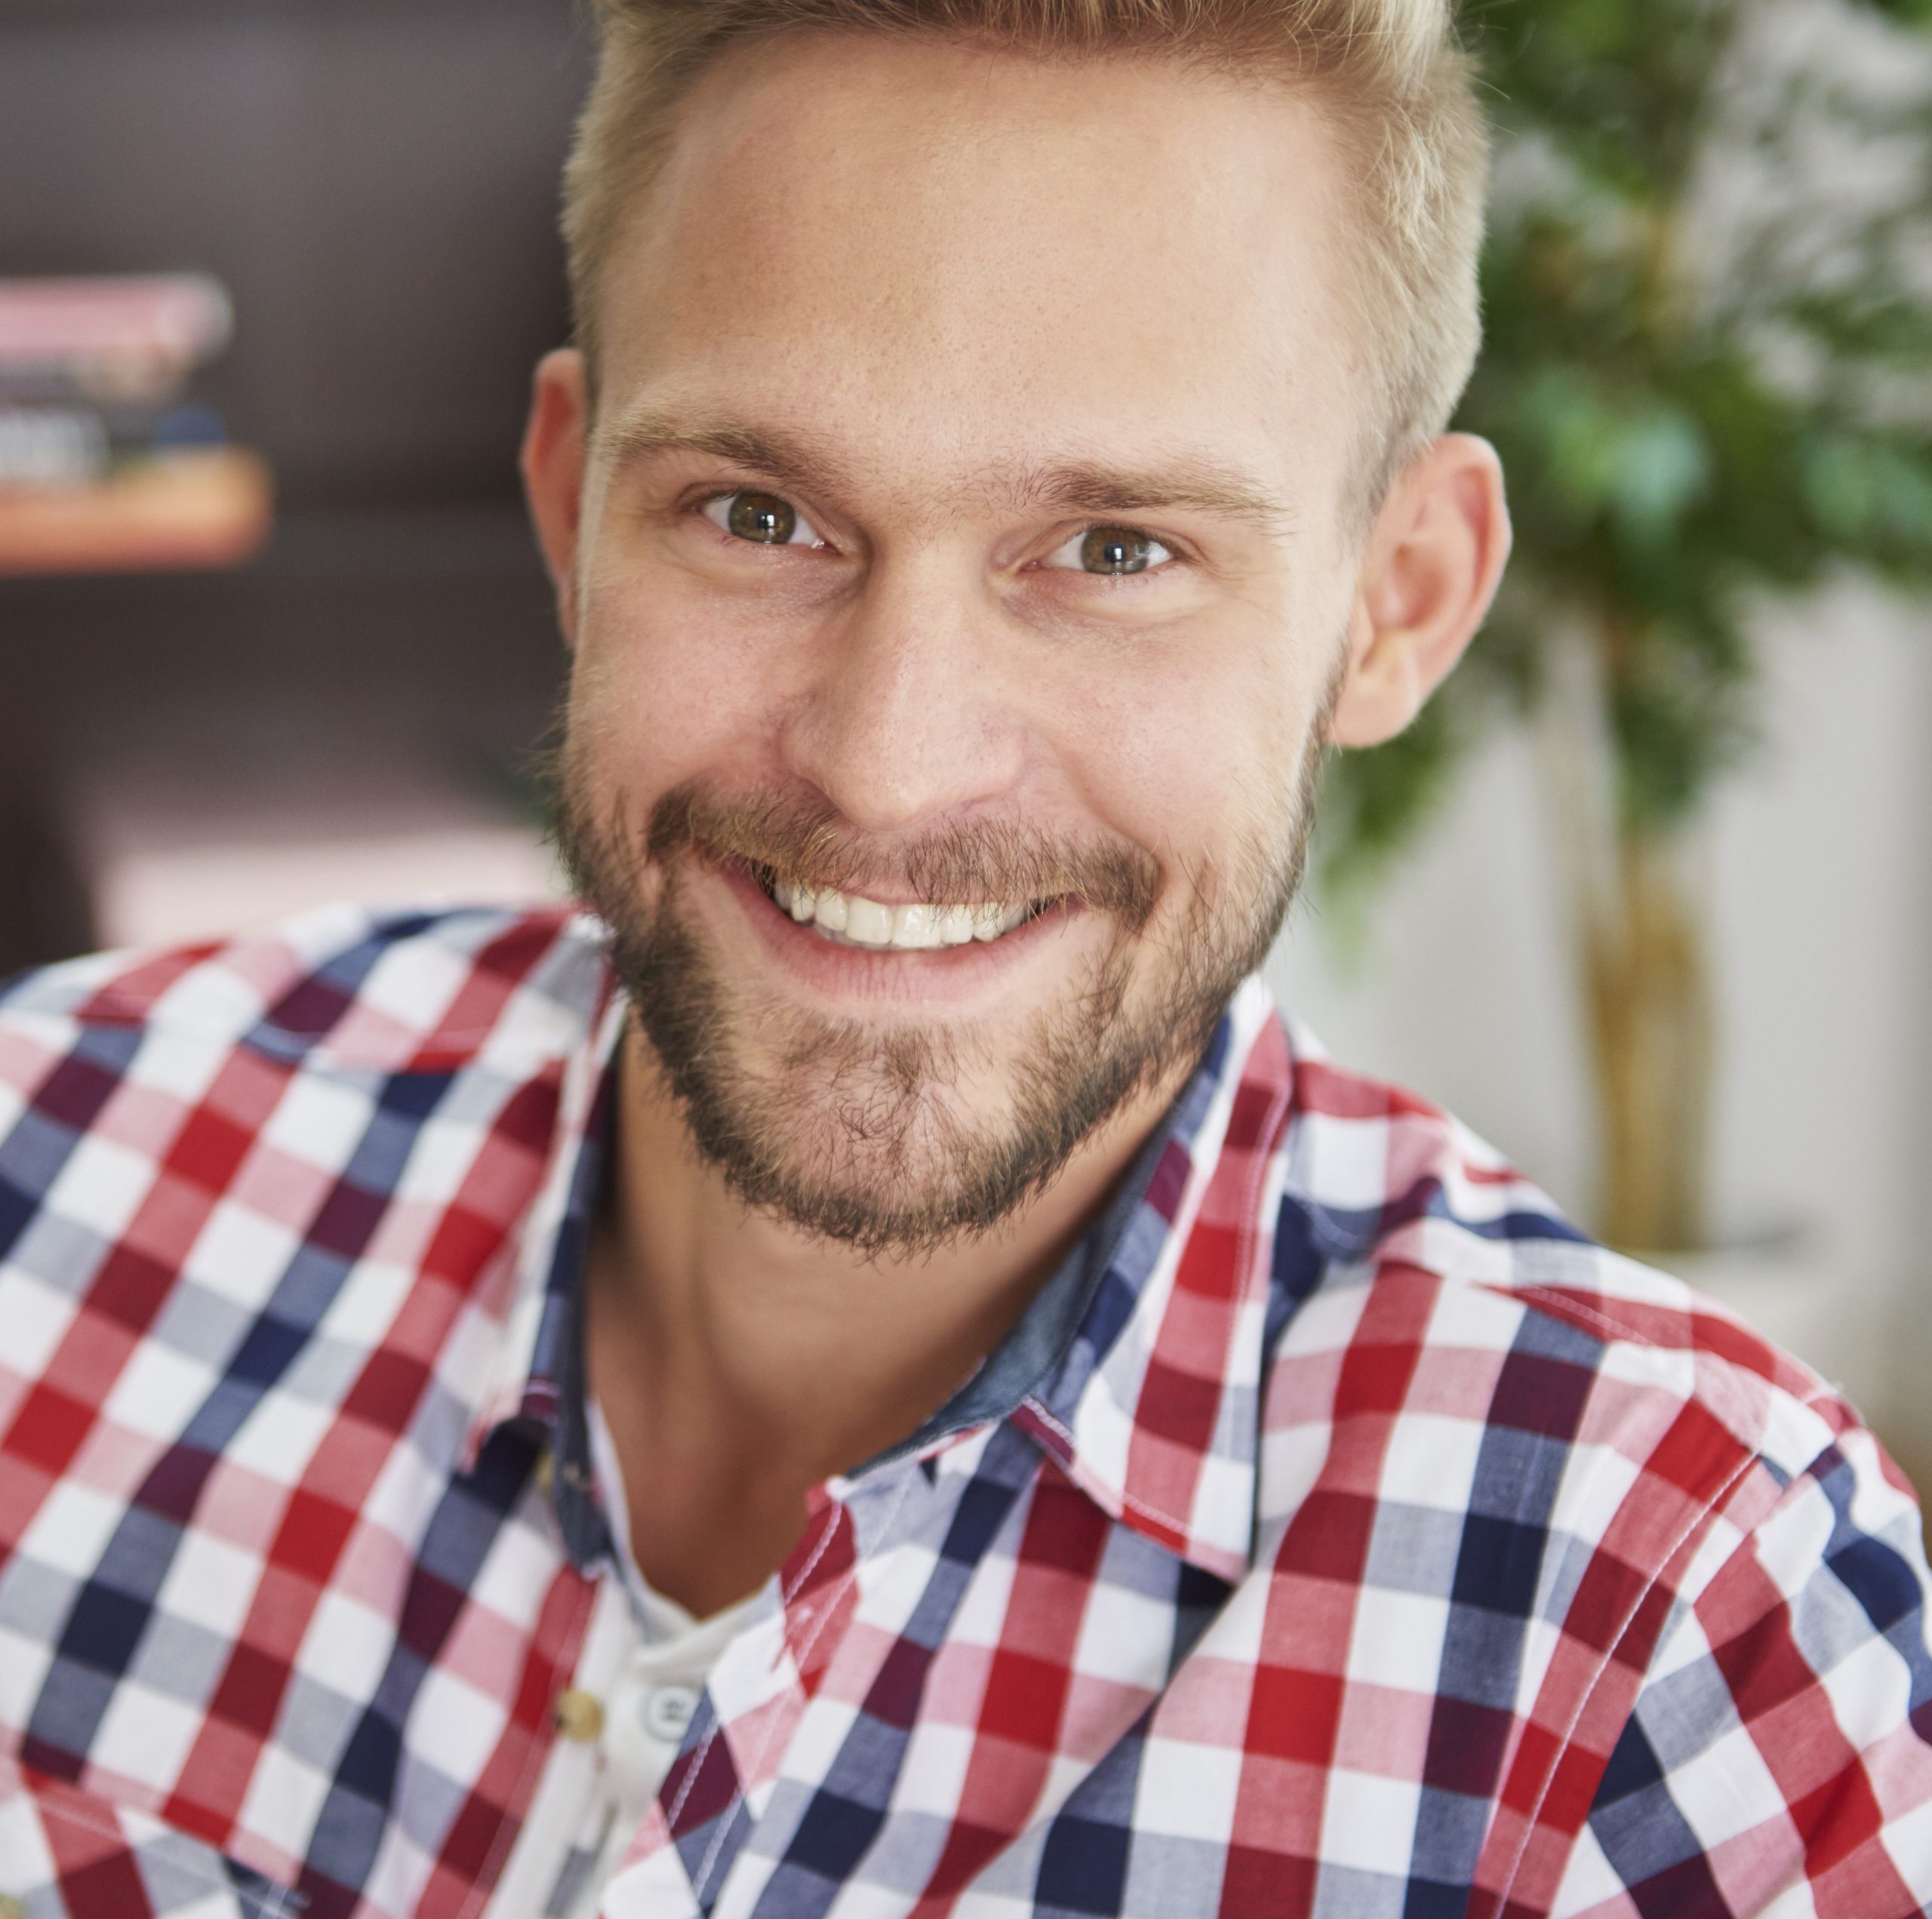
left=2, top=905, right=1928, bottom=1919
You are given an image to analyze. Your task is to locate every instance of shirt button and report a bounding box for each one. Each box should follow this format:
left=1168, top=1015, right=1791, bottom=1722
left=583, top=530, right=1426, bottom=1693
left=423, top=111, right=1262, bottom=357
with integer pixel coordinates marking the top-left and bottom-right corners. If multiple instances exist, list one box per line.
left=553, top=1688, right=605, bottom=1743
left=641, top=1684, right=700, bottom=1744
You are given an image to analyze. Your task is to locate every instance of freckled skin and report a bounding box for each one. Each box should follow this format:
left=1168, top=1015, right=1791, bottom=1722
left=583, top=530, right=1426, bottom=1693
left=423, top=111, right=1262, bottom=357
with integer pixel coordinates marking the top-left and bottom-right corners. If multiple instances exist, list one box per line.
left=520, top=34, right=1511, bottom=1613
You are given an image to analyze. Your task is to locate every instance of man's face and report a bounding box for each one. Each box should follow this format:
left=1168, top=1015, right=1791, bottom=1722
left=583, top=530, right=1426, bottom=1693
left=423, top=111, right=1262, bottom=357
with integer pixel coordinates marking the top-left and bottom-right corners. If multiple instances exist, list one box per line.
left=550, top=38, right=1367, bottom=1253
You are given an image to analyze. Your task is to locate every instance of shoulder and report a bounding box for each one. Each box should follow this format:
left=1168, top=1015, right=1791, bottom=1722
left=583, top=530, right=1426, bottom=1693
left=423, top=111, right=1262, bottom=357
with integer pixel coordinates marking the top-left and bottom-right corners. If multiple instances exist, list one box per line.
left=1266, top=1018, right=1860, bottom=1497
left=1251, top=1022, right=1932, bottom=1895
left=1257, top=1017, right=1920, bottom=1654
left=0, top=901, right=614, bottom=1324
left=0, top=901, right=610, bottom=1084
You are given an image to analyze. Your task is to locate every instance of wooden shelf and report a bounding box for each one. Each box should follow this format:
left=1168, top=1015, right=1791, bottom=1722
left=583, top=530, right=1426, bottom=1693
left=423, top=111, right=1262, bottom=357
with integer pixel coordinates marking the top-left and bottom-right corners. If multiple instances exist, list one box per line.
left=0, top=447, right=272, bottom=577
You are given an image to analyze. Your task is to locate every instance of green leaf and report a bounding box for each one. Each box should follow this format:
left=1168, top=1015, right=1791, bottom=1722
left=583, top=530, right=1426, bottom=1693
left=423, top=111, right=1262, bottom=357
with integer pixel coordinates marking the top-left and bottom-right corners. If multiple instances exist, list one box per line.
left=1321, top=0, right=1932, bottom=898
left=1801, top=435, right=1932, bottom=565
left=1607, top=406, right=1714, bottom=545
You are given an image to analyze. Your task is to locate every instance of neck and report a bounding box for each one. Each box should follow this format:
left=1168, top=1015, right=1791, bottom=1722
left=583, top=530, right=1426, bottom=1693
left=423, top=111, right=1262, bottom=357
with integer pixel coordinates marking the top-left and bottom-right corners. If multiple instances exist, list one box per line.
left=599, top=1023, right=1180, bottom=1475
left=585, top=1023, right=1180, bottom=1613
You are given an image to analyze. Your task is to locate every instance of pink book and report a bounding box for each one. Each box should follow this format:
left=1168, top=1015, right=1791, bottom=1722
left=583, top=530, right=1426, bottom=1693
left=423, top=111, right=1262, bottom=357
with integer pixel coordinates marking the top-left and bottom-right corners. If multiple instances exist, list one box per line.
left=0, top=275, right=233, bottom=374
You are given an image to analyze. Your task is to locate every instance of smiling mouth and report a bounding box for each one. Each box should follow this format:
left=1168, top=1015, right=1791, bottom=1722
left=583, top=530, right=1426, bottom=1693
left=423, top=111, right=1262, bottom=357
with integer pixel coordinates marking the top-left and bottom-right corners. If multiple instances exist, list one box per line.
left=743, top=863, right=1054, bottom=952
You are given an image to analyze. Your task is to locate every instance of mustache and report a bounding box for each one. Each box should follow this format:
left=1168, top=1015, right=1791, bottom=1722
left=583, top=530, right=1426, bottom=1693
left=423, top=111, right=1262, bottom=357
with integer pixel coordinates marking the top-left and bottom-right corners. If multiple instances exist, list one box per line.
left=645, top=781, right=1162, bottom=929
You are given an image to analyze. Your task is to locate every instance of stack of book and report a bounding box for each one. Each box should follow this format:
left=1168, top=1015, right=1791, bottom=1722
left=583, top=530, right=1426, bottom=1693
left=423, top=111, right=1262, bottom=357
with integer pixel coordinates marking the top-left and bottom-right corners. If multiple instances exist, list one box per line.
left=0, top=274, right=272, bottom=576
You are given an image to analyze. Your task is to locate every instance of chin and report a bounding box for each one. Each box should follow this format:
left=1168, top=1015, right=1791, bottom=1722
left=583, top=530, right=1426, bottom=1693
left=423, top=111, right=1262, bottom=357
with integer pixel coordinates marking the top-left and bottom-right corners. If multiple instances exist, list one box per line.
left=678, top=993, right=1048, bottom=1252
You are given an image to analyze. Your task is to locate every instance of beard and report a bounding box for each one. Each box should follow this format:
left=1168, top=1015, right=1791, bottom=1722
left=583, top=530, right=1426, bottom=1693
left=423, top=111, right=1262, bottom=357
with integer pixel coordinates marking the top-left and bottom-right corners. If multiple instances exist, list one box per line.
left=549, top=726, right=1327, bottom=1260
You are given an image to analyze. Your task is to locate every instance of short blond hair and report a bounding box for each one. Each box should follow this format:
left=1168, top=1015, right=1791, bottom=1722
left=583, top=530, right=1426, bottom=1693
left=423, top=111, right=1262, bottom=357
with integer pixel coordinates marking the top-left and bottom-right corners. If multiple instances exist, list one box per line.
left=563, top=0, right=1489, bottom=515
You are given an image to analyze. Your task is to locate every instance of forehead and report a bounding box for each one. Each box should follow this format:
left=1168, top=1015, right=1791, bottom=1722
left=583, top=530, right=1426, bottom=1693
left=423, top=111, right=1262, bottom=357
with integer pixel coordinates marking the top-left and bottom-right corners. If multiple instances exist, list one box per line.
left=595, top=34, right=1360, bottom=506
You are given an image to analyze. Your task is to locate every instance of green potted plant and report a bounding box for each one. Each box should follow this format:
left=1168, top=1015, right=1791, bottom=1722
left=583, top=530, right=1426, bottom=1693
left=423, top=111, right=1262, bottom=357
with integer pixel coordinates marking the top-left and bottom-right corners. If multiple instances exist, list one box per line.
left=1319, top=0, right=1932, bottom=1256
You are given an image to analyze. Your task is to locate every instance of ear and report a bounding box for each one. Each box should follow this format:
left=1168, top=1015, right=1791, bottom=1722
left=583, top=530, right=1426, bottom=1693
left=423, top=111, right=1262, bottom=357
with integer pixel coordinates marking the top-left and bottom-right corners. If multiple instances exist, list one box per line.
left=521, top=348, right=592, bottom=647
left=1326, top=434, right=1512, bottom=749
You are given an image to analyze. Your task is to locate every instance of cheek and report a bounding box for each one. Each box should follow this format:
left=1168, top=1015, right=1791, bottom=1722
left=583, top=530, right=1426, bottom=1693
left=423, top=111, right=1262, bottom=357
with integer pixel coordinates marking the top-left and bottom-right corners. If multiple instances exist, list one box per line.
left=1064, top=630, right=1315, bottom=900
left=571, top=567, right=793, bottom=793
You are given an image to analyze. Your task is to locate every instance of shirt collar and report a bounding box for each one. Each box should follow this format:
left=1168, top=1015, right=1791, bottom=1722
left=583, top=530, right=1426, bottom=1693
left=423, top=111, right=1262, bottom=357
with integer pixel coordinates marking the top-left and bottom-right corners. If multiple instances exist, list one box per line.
left=461, top=952, right=624, bottom=1494
left=1012, top=977, right=1297, bottom=1582
left=469, top=952, right=1301, bottom=1586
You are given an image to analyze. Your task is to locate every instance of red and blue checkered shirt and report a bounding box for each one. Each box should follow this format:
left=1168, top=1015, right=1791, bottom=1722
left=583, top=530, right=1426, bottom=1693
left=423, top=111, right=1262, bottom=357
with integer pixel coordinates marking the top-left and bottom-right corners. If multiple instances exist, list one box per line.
left=1, top=905, right=1927, bottom=1917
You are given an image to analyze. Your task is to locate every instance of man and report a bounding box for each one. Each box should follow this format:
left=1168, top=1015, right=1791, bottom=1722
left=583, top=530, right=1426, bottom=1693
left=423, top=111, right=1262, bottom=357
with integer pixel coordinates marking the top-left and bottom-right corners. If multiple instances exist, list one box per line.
left=2, top=2, right=1928, bottom=1914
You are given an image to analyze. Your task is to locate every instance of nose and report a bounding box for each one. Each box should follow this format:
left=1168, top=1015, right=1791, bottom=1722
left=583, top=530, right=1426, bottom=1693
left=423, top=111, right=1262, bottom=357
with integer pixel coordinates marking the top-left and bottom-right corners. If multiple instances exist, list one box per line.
left=777, top=555, right=1027, bottom=835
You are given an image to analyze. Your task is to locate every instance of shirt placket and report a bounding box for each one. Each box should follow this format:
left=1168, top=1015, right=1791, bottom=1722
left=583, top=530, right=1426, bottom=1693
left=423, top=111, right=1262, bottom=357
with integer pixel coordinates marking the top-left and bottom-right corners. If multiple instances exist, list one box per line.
left=474, top=1564, right=638, bottom=1919
left=595, top=1436, right=992, bottom=1919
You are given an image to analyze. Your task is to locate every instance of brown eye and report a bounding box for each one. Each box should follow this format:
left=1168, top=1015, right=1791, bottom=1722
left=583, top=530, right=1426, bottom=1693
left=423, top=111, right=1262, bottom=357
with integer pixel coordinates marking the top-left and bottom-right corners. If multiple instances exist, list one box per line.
left=1041, top=524, right=1177, bottom=578
left=1080, top=527, right=1156, bottom=574
left=725, top=492, right=798, bottom=544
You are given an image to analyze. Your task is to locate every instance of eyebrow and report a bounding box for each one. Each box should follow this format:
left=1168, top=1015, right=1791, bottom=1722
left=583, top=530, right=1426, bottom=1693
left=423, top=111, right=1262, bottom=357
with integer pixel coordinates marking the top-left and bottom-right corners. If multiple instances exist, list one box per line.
left=1012, top=459, right=1293, bottom=534
left=598, top=404, right=1293, bottom=537
left=598, top=407, right=857, bottom=502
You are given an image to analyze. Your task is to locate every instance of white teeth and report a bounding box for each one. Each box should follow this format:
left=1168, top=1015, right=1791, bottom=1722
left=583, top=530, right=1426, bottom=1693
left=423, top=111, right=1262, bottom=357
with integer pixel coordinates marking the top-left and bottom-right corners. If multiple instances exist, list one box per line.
left=892, top=905, right=943, bottom=949
left=767, top=878, right=1037, bottom=951
left=843, top=896, right=895, bottom=946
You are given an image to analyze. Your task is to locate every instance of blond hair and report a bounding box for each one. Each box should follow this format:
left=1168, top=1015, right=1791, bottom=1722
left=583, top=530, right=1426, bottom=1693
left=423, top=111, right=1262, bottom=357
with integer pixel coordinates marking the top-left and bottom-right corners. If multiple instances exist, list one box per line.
left=563, top=0, right=1489, bottom=515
